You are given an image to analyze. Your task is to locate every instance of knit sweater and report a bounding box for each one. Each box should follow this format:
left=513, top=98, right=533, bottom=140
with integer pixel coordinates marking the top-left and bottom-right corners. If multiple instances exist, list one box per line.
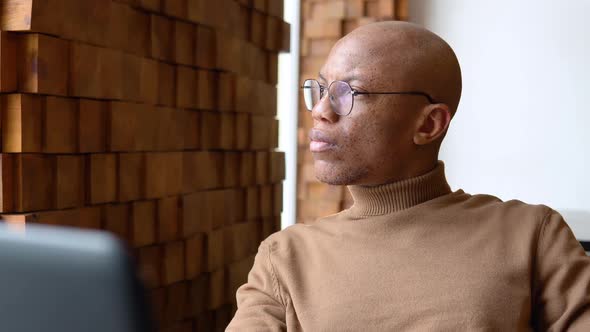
left=226, top=161, right=590, bottom=331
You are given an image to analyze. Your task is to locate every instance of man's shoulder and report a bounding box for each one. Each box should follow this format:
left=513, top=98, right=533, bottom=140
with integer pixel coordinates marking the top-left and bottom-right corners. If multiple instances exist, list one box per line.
left=260, top=219, right=328, bottom=254
left=458, top=190, right=555, bottom=225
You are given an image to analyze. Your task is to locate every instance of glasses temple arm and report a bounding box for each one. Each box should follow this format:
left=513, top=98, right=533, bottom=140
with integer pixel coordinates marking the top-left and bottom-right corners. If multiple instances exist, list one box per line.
left=354, top=91, right=436, bottom=104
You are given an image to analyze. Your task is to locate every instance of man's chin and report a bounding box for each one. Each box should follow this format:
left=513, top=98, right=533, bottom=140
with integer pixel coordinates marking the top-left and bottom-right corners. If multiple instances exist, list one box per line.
left=315, top=174, right=350, bottom=186
left=313, top=162, right=367, bottom=186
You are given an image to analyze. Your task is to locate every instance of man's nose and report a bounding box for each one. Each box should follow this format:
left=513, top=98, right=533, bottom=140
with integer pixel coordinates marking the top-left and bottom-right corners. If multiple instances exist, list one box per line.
left=311, top=94, right=338, bottom=123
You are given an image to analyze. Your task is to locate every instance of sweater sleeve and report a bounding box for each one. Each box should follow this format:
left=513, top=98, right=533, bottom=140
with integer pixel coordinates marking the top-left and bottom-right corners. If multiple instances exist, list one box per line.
left=226, top=240, right=287, bottom=331
left=532, top=209, right=590, bottom=331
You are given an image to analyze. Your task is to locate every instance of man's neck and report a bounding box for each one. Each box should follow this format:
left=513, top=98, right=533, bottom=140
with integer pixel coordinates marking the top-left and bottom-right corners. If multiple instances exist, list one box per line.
left=346, top=160, right=452, bottom=216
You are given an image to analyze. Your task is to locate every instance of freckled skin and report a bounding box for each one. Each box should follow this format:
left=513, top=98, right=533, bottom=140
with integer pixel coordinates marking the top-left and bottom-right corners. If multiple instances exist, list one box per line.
left=311, top=21, right=462, bottom=186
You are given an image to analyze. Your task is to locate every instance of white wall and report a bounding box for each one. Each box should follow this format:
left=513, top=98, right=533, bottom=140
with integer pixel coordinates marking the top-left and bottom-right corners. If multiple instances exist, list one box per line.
left=278, top=0, right=301, bottom=228
left=409, top=1, right=590, bottom=238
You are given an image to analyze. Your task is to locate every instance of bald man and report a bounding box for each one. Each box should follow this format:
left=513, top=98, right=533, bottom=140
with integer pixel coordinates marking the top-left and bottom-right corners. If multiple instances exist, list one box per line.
left=226, top=22, right=590, bottom=331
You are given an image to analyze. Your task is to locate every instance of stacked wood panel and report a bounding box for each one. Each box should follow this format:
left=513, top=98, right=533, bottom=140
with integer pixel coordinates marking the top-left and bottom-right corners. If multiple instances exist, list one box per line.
left=0, top=0, right=288, bottom=330
left=297, top=0, right=408, bottom=223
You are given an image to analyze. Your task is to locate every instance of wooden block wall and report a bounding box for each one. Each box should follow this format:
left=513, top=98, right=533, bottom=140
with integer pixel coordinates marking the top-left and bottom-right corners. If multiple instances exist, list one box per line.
left=297, top=0, right=408, bottom=223
left=0, top=0, right=288, bottom=330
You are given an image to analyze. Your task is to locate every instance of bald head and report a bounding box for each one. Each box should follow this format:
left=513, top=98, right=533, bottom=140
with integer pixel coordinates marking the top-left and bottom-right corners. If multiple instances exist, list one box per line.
left=328, top=21, right=462, bottom=115
left=311, top=21, right=462, bottom=186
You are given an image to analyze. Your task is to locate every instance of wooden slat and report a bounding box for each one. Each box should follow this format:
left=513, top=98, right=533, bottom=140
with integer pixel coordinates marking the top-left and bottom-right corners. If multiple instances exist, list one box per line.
left=16, top=33, right=69, bottom=96
left=137, top=245, right=162, bottom=289
left=1, top=153, right=55, bottom=212
left=103, top=203, right=130, bottom=241
left=158, top=62, right=176, bottom=107
left=55, top=154, right=85, bottom=209
left=43, top=96, right=78, bottom=153
left=78, top=99, right=106, bottom=153
left=1, top=94, right=42, bottom=153
left=176, top=66, right=198, bottom=109
left=182, top=151, right=223, bottom=192
left=173, top=20, right=195, bottom=66
left=0, top=32, right=17, bottom=92
left=185, top=233, right=205, bottom=279
left=162, top=0, right=187, bottom=19
left=205, top=229, right=224, bottom=272
left=162, top=240, right=185, bottom=285
left=118, top=152, right=145, bottom=202
left=157, top=196, right=180, bottom=242
left=107, top=101, right=138, bottom=152
left=87, top=153, right=117, bottom=204
left=139, top=58, right=159, bottom=105
left=150, top=14, right=174, bottom=61
left=69, top=42, right=101, bottom=98
left=195, top=25, right=216, bottom=69
left=131, top=199, right=156, bottom=247
left=144, top=152, right=183, bottom=199
left=0, top=0, right=63, bottom=36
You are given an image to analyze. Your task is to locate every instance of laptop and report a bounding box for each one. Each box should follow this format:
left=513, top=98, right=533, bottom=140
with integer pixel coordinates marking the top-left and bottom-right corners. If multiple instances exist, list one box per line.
left=0, top=222, right=153, bottom=332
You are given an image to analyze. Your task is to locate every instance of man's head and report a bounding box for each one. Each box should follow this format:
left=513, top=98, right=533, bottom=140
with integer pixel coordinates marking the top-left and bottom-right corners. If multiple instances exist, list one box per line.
left=308, top=21, right=462, bottom=186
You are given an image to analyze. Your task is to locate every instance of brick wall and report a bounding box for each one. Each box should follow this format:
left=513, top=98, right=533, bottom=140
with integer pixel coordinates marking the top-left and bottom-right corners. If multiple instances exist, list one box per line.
left=0, top=0, right=288, bottom=330
left=297, top=0, right=408, bottom=223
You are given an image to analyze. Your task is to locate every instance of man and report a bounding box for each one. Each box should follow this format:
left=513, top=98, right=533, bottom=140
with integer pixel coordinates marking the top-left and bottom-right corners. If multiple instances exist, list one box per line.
left=226, top=21, right=590, bottom=331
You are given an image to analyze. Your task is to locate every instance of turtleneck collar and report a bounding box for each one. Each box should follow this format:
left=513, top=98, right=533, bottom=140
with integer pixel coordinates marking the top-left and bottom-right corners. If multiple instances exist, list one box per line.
left=346, top=160, right=452, bottom=217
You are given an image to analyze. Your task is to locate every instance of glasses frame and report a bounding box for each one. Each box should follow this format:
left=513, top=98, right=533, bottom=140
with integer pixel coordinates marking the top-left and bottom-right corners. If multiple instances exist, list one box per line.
left=301, top=79, right=437, bottom=116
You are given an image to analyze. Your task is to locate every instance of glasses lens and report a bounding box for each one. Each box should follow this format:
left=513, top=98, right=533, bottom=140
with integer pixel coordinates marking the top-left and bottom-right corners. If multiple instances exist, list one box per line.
left=302, top=79, right=321, bottom=111
left=329, top=81, right=353, bottom=115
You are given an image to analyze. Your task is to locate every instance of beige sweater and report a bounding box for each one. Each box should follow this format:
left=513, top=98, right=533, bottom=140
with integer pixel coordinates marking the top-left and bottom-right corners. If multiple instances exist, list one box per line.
left=226, top=161, right=590, bottom=331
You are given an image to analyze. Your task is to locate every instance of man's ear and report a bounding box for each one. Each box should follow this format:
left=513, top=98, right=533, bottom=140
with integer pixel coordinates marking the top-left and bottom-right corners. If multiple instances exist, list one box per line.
left=413, top=103, right=452, bottom=145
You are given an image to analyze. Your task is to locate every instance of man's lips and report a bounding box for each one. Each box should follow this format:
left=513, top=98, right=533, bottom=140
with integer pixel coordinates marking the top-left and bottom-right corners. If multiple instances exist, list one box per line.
left=309, top=129, right=337, bottom=152
left=310, top=141, right=334, bottom=152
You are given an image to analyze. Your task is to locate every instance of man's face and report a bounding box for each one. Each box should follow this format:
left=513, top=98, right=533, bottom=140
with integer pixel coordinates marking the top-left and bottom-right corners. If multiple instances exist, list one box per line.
left=309, top=38, right=423, bottom=186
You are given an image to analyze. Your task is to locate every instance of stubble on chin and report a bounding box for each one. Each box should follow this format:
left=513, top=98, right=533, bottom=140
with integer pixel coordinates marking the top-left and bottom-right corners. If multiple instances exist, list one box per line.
left=314, top=162, right=369, bottom=186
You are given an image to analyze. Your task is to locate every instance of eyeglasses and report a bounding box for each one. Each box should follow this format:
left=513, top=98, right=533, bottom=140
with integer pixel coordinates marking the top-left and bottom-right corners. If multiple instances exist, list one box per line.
left=301, top=79, right=437, bottom=116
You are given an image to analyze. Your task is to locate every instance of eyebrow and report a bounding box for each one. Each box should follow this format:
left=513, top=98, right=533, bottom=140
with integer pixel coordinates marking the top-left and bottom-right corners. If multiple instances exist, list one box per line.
left=318, top=73, right=361, bottom=84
